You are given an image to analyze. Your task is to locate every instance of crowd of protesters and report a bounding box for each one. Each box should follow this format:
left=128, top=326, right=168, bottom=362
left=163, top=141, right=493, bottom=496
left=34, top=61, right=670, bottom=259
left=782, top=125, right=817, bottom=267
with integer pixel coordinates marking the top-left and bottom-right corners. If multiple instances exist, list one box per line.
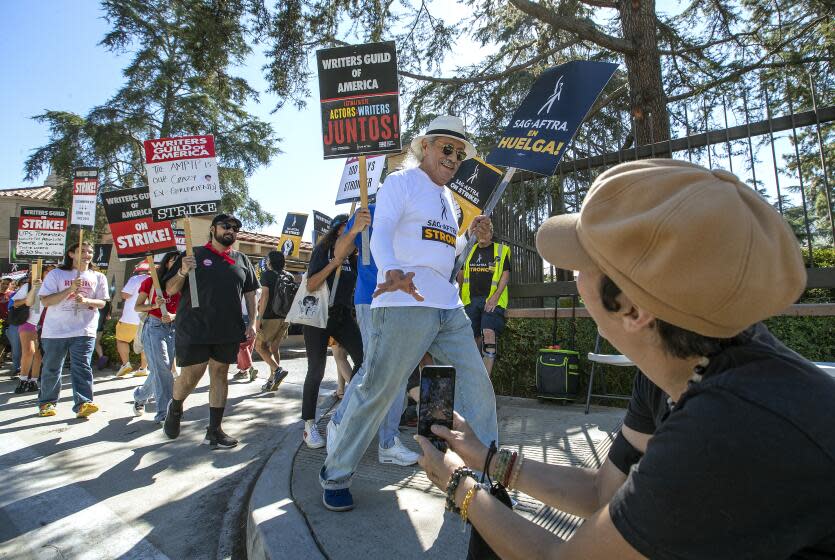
left=4, top=114, right=834, bottom=558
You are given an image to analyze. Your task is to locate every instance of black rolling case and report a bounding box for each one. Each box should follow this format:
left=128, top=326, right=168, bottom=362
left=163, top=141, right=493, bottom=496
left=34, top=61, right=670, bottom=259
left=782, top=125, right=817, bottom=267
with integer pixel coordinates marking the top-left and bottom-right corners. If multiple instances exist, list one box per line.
left=535, top=295, right=581, bottom=401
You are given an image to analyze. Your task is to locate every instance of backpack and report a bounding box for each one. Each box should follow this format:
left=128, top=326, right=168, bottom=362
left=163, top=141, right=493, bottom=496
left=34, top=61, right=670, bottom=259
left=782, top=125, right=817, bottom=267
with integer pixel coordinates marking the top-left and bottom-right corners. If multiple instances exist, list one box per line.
left=270, top=271, right=298, bottom=318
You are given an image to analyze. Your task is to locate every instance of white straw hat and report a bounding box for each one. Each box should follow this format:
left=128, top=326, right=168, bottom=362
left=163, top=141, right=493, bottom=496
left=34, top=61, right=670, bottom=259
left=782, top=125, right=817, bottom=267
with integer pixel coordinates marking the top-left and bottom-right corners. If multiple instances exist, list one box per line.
left=410, top=115, right=476, bottom=160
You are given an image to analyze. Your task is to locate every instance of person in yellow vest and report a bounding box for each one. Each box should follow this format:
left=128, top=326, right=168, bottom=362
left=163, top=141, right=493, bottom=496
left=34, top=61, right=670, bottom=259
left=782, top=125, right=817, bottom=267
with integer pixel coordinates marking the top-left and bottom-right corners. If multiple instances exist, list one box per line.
left=460, top=218, right=511, bottom=374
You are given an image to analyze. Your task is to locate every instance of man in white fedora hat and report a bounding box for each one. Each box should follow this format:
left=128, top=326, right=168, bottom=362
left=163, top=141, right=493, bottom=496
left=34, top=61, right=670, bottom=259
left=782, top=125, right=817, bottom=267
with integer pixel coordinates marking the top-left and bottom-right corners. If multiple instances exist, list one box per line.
left=320, top=115, right=498, bottom=511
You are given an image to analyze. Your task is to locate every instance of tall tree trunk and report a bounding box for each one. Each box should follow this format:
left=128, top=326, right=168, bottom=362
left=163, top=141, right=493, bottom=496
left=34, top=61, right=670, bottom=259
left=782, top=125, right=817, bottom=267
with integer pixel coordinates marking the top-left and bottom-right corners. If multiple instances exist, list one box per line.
left=620, top=0, right=671, bottom=148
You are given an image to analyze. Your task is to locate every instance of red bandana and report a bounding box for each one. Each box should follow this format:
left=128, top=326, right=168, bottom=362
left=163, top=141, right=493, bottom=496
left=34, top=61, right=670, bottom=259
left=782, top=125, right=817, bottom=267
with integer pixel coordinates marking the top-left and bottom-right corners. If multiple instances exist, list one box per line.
left=203, top=242, right=235, bottom=265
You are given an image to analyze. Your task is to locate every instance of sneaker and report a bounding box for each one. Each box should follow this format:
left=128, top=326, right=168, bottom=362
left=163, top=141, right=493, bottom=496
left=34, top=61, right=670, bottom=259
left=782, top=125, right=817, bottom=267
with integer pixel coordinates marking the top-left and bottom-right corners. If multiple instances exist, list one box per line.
left=268, top=368, right=289, bottom=391
left=163, top=403, right=182, bottom=439
left=132, top=368, right=148, bottom=378
left=303, top=425, right=325, bottom=449
left=76, top=402, right=99, bottom=418
left=38, top=403, right=56, bottom=417
left=248, top=366, right=258, bottom=382
left=322, top=488, right=354, bottom=512
left=96, top=355, right=109, bottom=370
left=378, top=437, right=420, bottom=466
left=26, top=380, right=39, bottom=393
left=14, top=379, right=28, bottom=394
left=203, top=427, right=239, bottom=449
left=326, top=418, right=339, bottom=455
left=132, top=401, right=145, bottom=417
left=232, top=370, right=248, bottom=380
left=115, top=363, right=133, bottom=378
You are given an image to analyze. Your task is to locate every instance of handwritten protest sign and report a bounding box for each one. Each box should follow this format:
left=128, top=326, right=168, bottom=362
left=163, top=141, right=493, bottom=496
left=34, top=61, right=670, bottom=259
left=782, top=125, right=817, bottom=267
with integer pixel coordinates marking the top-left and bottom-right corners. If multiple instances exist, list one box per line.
left=486, top=61, right=618, bottom=175
left=102, top=187, right=176, bottom=261
left=278, top=213, right=308, bottom=259
left=335, top=155, right=384, bottom=204
left=17, top=207, right=68, bottom=260
left=446, top=158, right=504, bottom=234
left=144, top=135, right=220, bottom=221
left=71, top=168, right=98, bottom=227
left=312, top=211, right=332, bottom=244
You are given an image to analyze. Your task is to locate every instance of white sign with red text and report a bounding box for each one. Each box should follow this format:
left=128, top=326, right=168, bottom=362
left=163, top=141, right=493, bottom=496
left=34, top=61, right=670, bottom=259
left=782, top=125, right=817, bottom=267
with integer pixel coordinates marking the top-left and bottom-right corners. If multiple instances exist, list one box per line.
left=144, top=135, right=220, bottom=222
left=17, top=207, right=68, bottom=259
left=335, top=155, right=384, bottom=204
left=71, top=168, right=98, bottom=226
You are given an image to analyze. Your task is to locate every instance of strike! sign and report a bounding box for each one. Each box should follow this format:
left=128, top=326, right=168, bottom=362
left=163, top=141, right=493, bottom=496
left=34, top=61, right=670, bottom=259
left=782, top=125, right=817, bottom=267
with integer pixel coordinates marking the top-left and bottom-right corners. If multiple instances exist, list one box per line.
left=16, top=207, right=68, bottom=260
left=486, top=61, right=618, bottom=176
left=71, top=167, right=98, bottom=226
left=335, top=155, right=384, bottom=204
left=144, top=135, right=220, bottom=221
left=102, top=187, right=177, bottom=261
left=317, top=41, right=401, bottom=159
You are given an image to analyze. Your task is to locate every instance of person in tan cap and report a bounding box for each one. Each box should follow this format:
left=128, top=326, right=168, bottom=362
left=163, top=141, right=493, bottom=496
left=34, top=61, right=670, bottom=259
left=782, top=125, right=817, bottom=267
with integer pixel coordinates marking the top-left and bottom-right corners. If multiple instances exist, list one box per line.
left=415, top=159, right=835, bottom=559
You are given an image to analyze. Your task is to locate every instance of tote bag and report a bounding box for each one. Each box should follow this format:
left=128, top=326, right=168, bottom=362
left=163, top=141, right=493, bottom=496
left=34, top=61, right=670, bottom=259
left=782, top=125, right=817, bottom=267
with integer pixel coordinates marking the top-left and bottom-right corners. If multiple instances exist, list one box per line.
left=285, top=273, right=329, bottom=329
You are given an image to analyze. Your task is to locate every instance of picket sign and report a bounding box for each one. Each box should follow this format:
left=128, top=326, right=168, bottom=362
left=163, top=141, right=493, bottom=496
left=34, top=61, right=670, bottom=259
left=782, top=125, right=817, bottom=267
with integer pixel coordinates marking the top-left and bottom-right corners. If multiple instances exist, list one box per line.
left=145, top=255, right=171, bottom=320
left=358, top=157, right=370, bottom=265
left=182, top=217, right=200, bottom=308
left=32, top=259, right=43, bottom=314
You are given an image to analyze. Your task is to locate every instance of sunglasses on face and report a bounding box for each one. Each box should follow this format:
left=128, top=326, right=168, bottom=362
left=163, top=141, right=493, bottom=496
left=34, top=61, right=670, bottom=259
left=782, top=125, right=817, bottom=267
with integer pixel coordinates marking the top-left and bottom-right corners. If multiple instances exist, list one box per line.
left=218, top=223, right=240, bottom=232
left=437, top=142, right=467, bottom=162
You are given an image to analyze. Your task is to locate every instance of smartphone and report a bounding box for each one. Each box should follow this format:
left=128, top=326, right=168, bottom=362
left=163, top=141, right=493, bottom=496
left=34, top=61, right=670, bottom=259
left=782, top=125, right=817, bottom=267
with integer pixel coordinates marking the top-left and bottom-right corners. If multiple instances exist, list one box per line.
left=418, top=365, right=456, bottom=453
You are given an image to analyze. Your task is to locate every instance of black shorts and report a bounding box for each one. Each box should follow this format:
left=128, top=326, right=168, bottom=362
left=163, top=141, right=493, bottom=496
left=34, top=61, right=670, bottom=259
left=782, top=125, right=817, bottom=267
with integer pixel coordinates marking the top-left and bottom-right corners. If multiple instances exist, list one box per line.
left=176, top=341, right=239, bottom=367
left=465, top=296, right=506, bottom=338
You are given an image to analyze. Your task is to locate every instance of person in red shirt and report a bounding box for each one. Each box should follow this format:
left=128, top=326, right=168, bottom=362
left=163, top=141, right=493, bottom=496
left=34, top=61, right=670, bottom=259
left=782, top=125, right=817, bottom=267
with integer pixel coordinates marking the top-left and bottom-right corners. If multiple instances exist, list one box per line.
left=131, top=252, right=180, bottom=423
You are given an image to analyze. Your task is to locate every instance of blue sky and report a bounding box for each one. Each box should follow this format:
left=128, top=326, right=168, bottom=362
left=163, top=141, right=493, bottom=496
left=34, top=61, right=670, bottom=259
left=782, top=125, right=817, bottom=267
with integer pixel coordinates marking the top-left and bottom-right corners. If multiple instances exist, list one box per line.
left=0, top=0, right=347, bottom=239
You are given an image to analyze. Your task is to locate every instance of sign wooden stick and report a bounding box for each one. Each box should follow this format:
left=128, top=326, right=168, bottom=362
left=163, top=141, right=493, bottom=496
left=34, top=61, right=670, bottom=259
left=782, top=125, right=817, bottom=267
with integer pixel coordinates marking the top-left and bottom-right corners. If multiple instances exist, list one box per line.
left=74, top=228, right=84, bottom=314
left=146, top=255, right=170, bottom=319
left=450, top=167, right=517, bottom=282
left=329, top=201, right=357, bottom=306
left=359, top=155, right=370, bottom=265
left=183, top=216, right=200, bottom=308
left=33, top=259, right=43, bottom=314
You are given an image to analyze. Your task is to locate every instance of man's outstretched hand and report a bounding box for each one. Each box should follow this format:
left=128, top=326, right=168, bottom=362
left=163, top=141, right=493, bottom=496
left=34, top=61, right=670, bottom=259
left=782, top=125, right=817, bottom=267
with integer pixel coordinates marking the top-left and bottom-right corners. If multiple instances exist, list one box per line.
left=372, top=269, right=424, bottom=302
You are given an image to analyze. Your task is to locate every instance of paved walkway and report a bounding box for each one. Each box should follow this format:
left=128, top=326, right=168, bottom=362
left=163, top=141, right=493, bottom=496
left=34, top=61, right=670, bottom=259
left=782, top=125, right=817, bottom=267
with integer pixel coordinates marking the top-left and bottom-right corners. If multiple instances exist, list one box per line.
left=249, top=396, right=625, bottom=559
left=0, top=349, right=338, bottom=560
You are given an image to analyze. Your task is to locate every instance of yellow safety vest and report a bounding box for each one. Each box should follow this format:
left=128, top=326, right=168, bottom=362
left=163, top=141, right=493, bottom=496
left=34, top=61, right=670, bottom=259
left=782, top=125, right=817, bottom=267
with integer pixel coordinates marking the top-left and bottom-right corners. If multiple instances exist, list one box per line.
left=461, top=242, right=510, bottom=308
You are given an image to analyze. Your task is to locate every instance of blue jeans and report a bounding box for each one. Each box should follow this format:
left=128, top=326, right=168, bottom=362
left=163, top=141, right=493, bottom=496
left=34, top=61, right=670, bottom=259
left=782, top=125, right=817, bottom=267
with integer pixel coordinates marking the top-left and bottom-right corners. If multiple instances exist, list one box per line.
left=7, top=323, right=21, bottom=372
left=333, top=304, right=405, bottom=448
left=134, top=316, right=175, bottom=421
left=39, top=336, right=96, bottom=413
left=321, top=306, right=498, bottom=489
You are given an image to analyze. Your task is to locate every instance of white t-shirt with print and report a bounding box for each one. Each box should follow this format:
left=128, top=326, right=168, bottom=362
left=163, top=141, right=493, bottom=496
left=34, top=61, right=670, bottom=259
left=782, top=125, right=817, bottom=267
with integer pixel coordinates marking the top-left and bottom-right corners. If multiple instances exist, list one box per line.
left=370, top=166, right=467, bottom=309
left=39, top=268, right=109, bottom=339
left=12, top=283, right=44, bottom=326
left=119, top=274, right=149, bottom=325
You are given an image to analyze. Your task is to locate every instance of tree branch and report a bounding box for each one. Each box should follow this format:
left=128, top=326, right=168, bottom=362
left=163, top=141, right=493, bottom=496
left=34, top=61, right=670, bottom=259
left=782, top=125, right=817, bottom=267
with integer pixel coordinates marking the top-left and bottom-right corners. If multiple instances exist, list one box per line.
left=398, top=39, right=578, bottom=85
left=507, top=0, right=634, bottom=53
left=578, top=0, right=617, bottom=8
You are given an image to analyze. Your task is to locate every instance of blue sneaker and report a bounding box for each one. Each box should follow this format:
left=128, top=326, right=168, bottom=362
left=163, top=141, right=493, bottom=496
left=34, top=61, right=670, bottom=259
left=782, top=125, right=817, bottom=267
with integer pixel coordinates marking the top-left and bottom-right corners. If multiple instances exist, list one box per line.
left=322, top=488, right=354, bottom=512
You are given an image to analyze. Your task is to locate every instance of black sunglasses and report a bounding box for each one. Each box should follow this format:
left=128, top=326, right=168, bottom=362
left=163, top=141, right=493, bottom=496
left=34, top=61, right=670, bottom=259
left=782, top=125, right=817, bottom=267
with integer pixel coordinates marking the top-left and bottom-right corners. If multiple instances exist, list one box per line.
left=217, top=222, right=240, bottom=232
left=437, top=142, right=467, bottom=162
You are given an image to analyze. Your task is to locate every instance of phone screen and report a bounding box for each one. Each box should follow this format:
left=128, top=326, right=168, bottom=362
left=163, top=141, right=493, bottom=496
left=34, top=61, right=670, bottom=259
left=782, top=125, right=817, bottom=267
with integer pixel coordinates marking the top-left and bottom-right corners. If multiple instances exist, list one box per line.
left=418, top=365, right=456, bottom=452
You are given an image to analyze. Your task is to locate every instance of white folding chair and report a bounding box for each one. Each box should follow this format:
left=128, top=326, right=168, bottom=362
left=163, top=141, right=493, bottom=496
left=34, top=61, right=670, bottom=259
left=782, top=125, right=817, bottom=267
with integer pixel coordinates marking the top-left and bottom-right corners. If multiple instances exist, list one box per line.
left=584, top=333, right=637, bottom=413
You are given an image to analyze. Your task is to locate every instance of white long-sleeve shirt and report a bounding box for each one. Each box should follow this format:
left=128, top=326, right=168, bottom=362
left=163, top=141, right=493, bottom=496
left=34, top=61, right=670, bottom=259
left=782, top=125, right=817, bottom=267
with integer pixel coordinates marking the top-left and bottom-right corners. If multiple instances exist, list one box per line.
left=371, top=166, right=467, bottom=309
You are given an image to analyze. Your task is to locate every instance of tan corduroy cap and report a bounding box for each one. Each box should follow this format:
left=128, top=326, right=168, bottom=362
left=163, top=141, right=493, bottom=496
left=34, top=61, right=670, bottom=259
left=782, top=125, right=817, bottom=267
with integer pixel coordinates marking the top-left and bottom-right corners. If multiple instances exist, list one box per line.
left=536, top=159, right=807, bottom=337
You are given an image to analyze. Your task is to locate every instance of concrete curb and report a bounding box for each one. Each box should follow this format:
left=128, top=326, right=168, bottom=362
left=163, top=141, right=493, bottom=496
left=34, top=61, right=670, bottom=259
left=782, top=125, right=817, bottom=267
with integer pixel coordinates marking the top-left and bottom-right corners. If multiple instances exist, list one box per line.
left=247, top=396, right=337, bottom=560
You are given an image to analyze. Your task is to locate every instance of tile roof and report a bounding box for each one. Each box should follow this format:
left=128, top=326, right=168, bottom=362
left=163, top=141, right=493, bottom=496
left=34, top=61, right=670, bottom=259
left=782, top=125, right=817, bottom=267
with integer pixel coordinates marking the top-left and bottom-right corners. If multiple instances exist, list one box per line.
left=0, top=186, right=57, bottom=201
left=237, top=230, right=312, bottom=250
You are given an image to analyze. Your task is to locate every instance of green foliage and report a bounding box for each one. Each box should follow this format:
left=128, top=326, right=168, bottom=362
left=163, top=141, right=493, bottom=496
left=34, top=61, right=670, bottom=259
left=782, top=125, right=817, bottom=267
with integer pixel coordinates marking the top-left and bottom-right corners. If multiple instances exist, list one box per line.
left=800, top=247, right=835, bottom=303
left=99, top=318, right=141, bottom=366
left=492, top=314, right=835, bottom=405
left=24, top=0, right=278, bottom=228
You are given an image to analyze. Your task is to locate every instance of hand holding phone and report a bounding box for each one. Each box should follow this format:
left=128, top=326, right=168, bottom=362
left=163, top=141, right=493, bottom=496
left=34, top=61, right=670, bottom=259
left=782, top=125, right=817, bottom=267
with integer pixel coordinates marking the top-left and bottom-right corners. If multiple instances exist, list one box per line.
left=418, top=365, right=456, bottom=453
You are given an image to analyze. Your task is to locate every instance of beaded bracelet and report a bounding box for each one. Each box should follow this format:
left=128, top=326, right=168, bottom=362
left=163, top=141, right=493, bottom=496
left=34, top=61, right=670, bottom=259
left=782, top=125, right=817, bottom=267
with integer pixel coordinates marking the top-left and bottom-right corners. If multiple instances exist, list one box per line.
left=445, top=467, right=477, bottom=513
left=508, top=452, right=525, bottom=489
left=459, top=484, right=480, bottom=523
left=503, top=451, right=518, bottom=488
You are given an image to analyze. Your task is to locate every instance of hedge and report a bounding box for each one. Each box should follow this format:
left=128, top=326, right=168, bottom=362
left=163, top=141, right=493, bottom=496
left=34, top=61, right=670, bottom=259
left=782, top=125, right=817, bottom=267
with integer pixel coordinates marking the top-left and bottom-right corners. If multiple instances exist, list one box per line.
left=492, top=314, right=835, bottom=405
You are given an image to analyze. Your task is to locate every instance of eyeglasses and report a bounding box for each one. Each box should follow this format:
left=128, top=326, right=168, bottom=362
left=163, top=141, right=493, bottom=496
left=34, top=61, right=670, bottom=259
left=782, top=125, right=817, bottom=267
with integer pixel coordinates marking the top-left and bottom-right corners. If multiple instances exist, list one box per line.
left=436, top=142, right=467, bottom=162
left=218, top=223, right=240, bottom=232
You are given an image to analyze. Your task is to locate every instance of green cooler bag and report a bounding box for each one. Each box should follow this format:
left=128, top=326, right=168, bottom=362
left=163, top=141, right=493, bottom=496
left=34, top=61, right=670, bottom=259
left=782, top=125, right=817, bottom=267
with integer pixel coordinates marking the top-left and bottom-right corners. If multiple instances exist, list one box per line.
left=536, top=348, right=580, bottom=400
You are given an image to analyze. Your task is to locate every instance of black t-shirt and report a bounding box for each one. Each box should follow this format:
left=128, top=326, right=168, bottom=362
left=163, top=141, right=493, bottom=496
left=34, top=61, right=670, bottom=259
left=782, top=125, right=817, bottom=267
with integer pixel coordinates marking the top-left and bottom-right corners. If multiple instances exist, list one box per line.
left=164, top=246, right=259, bottom=344
left=608, top=325, right=835, bottom=559
left=259, top=269, right=286, bottom=320
left=307, top=244, right=356, bottom=309
left=467, top=243, right=511, bottom=300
